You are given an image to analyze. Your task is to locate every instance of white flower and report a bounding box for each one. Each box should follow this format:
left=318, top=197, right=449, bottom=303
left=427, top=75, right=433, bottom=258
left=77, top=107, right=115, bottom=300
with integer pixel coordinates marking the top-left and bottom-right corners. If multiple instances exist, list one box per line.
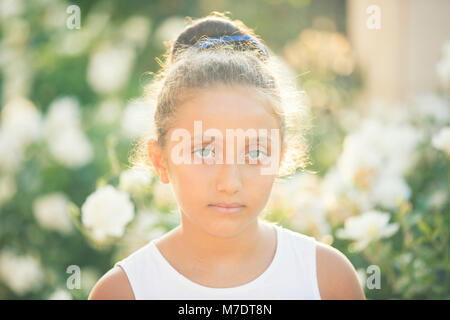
left=0, top=175, right=16, bottom=208
left=56, top=28, right=92, bottom=56
left=290, top=196, right=330, bottom=237
left=412, top=94, right=450, bottom=125
left=41, top=2, right=67, bottom=30
left=429, top=189, right=448, bottom=209
left=0, top=0, right=23, bottom=19
left=133, top=209, right=161, bottom=231
left=380, top=125, right=422, bottom=175
left=336, top=210, right=399, bottom=251
left=47, top=288, right=72, bottom=300
left=337, top=108, right=361, bottom=132
left=345, top=187, right=373, bottom=212
left=321, top=168, right=371, bottom=213
left=0, top=128, right=24, bottom=173
left=369, top=174, right=412, bottom=210
left=120, top=16, right=151, bottom=50
left=0, top=250, right=44, bottom=296
left=154, top=17, right=186, bottom=46
left=44, top=96, right=82, bottom=136
left=1, top=54, right=32, bottom=104
left=269, top=173, right=330, bottom=237
left=432, top=126, right=450, bottom=156
left=337, top=132, right=382, bottom=189
left=337, top=118, right=421, bottom=190
left=321, top=169, right=360, bottom=224
left=47, top=127, right=93, bottom=168
left=331, top=116, right=422, bottom=213
left=1, top=97, right=42, bottom=145
left=129, top=210, right=163, bottom=244
left=43, top=96, right=94, bottom=168
left=87, top=45, right=135, bottom=94
left=362, top=119, right=421, bottom=175
left=55, top=13, right=110, bottom=56
left=119, top=167, right=153, bottom=196
left=81, top=185, right=135, bottom=241
left=121, top=98, right=155, bottom=139
left=321, top=167, right=346, bottom=198
left=32, top=192, right=73, bottom=234
left=95, top=98, right=122, bottom=126
left=365, top=100, right=412, bottom=125
left=119, top=212, right=165, bottom=257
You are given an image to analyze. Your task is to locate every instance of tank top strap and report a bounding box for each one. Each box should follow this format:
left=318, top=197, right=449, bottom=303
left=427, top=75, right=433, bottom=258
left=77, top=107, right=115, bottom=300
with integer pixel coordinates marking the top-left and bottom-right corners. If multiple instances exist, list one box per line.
left=279, top=226, right=322, bottom=300
left=114, top=241, right=157, bottom=299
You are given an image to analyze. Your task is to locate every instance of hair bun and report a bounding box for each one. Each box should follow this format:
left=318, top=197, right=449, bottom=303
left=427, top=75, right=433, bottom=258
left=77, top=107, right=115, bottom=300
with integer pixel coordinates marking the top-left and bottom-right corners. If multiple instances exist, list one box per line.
left=170, top=13, right=268, bottom=64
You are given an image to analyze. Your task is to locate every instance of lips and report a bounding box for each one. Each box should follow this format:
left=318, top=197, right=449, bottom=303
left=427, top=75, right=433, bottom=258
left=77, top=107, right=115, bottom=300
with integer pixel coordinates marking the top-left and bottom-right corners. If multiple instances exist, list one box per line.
left=209, top=203, right=244, bottom=208
left=208, top=203, right=245, bottom=213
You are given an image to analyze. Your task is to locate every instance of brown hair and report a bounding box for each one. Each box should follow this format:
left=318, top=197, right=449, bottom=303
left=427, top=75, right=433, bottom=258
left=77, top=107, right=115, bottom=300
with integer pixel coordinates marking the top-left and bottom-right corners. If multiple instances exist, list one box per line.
left=129, top=11, right=311, bottom=179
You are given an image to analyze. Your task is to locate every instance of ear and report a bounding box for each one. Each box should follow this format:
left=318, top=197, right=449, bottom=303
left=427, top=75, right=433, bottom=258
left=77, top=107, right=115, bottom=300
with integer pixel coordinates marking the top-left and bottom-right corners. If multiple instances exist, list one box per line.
left=147, top=139, right=170, bottom=184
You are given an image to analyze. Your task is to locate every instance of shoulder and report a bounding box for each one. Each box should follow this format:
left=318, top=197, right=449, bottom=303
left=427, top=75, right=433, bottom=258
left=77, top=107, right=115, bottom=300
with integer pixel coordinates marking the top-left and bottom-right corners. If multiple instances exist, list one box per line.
left=315, top=241, right=366, bottom=300
left=88, top=266, right=135, bottom=300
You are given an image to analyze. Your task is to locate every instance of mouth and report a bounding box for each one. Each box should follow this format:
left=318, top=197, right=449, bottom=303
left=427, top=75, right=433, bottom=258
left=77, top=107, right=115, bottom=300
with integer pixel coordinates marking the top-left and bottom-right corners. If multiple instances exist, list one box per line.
left=208, top=203, right=245, bottom=213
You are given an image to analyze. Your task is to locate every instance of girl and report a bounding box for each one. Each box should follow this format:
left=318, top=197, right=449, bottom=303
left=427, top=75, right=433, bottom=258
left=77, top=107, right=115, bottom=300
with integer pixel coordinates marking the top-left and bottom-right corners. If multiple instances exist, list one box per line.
left=89, top=12, right=365, bottom=300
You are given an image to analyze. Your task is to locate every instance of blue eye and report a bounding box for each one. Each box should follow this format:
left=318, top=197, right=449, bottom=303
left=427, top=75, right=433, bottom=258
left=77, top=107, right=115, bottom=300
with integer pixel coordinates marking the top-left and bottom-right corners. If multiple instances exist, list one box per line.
left=247, top=149, right=268, bottom=162
left=193, top=146, right=214, bottom=159
left=192, top=146, right=268, bottom=163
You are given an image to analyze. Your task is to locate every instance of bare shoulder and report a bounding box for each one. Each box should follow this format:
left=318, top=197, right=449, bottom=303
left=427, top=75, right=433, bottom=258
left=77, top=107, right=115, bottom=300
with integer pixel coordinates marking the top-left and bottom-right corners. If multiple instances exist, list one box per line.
left=88, top=266, right=135, bottom=300
left=316, top=241, right=366, bottom=300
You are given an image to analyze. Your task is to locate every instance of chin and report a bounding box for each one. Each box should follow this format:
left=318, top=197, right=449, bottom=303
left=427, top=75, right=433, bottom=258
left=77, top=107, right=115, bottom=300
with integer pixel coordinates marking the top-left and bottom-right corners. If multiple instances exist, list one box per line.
left=202, top=217, right=254, bottom=238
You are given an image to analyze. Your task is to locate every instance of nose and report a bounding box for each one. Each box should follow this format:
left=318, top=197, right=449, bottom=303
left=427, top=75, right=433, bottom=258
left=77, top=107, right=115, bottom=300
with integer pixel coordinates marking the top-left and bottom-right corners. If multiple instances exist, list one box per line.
left=215, top=162, right=243, bottom=195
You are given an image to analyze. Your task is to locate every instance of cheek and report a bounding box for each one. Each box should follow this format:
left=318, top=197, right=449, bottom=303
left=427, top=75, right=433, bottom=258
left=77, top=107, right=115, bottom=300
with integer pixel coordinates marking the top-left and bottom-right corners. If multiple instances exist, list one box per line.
left=169, top=164, right=210, bottom=206
left=242, top=168, right=276, bottom=206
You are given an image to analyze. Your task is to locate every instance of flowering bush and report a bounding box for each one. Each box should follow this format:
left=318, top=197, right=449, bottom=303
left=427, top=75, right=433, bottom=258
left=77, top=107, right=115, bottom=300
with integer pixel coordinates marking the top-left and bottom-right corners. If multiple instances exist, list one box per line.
left=0, top=0, right=448, bottom=300
left=263, top=39, right=450, bottom=299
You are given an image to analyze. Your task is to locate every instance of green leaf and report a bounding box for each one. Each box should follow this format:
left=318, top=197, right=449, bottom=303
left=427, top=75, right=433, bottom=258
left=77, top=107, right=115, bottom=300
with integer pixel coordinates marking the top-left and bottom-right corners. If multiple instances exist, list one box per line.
left=431, top=226, right=441, bottom=241
left=417, top=220, right=431, bottom=236
left=68, top=201, right=80, bottom=218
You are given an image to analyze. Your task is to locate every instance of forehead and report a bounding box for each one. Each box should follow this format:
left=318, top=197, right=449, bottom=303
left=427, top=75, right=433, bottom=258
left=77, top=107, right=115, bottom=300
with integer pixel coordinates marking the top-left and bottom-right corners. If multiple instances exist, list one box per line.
left=170, top=85, right=280, bottom=135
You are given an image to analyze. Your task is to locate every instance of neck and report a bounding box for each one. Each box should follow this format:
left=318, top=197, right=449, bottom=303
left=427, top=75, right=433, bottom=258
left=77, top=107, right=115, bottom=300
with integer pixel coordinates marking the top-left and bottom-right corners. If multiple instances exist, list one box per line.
left=171, top=210, right=271, bottom=268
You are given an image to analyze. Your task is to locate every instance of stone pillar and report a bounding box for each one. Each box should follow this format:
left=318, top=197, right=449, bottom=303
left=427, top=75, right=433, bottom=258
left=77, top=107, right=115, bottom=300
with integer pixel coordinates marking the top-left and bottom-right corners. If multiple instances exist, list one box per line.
left=347, top=0, right=450, bottom=103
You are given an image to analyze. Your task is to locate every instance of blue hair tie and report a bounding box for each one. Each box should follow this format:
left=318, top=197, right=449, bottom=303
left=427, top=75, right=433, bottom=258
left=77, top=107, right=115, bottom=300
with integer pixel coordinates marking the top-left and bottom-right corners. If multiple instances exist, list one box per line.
left=198, top=34, right=269, bottom=57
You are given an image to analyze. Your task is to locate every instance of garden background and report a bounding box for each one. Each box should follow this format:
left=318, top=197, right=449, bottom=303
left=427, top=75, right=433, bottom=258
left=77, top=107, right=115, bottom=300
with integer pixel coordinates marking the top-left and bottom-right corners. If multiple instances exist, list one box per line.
left=0, top=0, right=449, bottom=299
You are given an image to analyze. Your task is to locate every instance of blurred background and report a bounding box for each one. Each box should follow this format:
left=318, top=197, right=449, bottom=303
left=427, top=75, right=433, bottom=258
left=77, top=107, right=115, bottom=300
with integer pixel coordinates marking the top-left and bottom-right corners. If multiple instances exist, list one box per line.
left=0, top=0, right=449, bottom=300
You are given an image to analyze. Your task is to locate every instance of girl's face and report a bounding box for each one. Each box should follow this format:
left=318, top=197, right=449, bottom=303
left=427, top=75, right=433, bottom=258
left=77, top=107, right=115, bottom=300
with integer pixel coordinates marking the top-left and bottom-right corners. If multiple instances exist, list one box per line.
left=149, top=84, right=285, bottom=237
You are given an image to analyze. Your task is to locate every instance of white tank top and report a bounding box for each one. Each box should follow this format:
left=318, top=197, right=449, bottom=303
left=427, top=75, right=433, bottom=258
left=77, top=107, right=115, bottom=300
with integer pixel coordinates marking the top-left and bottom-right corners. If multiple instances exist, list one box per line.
left=114, top=223, right=322, bottom=300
